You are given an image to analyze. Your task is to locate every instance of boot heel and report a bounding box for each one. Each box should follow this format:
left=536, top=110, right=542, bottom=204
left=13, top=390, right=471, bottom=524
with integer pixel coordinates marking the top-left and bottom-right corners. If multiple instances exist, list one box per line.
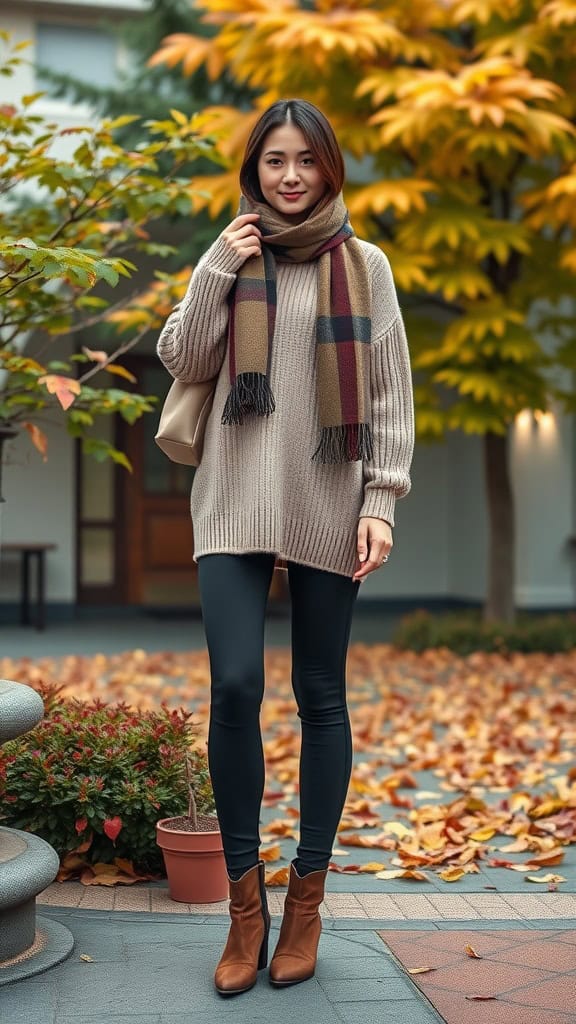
left=257, top=932, right=269, bottom=970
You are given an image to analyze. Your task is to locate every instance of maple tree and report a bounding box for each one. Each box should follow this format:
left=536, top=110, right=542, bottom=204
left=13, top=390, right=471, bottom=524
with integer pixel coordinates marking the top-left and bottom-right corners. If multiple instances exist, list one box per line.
left=150, top=0, right=576, bottom=622
left=0, top=35, right=221, bottom=474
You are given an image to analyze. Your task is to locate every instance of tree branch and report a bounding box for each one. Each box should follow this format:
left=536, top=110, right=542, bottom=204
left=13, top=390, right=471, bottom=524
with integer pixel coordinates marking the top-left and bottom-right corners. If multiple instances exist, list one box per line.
left=76, top=325, right=153, bottom=385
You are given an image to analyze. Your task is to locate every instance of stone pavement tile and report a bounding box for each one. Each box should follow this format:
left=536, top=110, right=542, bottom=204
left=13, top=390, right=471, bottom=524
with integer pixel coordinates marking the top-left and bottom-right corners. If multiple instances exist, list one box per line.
left=330, top=919, right=439, bottom=931
left=315, top=955, right=400, bottom=980
left=379, top=928, right=532, bottom=957
left=0, top=971, right=59, bottom=1016
left=159, top=998, right=340, bottom=1024
left=58, top=1017, right=161, bottom=1024
left=0, top=1014, right=55, bottom=1024
left=266, top=892, right=286, bottom=916
left=50, top=959, right=237, bottom=1016
left=489, top=939, right=576, bottom=972
left=500, top=894, right=564, bottom=919
left=322, top=894, right=368, bottom=918
left=333, top=1000, right=440, bottom=1024
left=419, top=989, right=575, bottom=1024
left=78, top=889, right=115, bottom=911
left=38, top=882, right=84, bottom=907
left=387, top=895, right=440, bottom=919
left=317, top=976, right=415, bottom=1002
left=543, top=895, right=576, bottom=915
left=448, top=895, right=524, bottom=919
left=507, top=975, right=576, bottom=1012
left=59, top=919, right=124, bottom=963
left=426, top=895, right=482, bottom=919
left=150, top=889, right=191, bottom=914
left=321, top=928, right=393, bottom=956
left=354, top=894, right=407, bottom=919
left=188, top=899, right=228, bottom=915
left=112, top=887, right=152, bottom=912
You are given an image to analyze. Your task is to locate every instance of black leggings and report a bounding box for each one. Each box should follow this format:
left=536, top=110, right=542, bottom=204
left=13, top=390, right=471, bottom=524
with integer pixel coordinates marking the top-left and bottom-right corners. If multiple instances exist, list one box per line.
left=197, top=552, right=359, bottom=878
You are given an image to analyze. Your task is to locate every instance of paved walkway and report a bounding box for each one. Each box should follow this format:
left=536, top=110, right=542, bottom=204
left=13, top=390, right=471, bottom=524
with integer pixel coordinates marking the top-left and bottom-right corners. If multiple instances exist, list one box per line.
left=2, top=616, right=575, bottom=1021
left=2, top=894, right=575, bottom=1023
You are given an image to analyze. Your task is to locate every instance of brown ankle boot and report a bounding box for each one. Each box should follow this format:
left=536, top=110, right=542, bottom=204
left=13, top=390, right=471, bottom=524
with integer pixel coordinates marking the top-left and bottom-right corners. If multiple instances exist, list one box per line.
left=214, top=861, right=270, bottom=997
left=269, top=861, right=327, bottom=987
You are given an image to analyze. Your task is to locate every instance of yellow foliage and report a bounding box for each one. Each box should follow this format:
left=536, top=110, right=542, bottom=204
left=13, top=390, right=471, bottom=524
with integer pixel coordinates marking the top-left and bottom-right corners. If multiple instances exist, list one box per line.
left=539, top=0, right=576, bottom=27
left=148, top=33, right=226, bottom=81
left=447, top=0, right=523, bottom=25
left=348, top=178, right=435, bottom=218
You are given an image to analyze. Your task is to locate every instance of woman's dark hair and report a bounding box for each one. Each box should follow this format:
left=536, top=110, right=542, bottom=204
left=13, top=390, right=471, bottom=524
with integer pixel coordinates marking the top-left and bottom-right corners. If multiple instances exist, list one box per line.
left=239, top=99, right=345, bottom=204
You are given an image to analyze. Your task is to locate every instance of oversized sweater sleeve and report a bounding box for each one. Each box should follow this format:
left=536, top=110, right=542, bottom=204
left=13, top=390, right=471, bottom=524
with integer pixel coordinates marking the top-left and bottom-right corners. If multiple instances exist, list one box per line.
left=156, top=236, right=244, bottom=383
left=360, top=247, right=415, bottom=527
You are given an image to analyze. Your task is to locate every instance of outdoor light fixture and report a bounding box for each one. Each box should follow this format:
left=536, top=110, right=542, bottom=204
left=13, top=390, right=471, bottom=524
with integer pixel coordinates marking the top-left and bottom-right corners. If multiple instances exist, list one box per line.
left=514, top=408, right=558, bottom=444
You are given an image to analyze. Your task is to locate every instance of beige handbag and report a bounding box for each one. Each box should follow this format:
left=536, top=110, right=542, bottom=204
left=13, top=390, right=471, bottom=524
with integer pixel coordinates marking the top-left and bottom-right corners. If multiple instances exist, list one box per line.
left=154, top=377, right=217, bottom=466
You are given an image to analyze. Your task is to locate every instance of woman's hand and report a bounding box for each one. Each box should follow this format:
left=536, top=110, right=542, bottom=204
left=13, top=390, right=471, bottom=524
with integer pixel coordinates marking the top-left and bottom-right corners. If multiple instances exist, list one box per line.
left=220, top=213, right=262, bottom=263
left=353, top=517, right=393, bottom=582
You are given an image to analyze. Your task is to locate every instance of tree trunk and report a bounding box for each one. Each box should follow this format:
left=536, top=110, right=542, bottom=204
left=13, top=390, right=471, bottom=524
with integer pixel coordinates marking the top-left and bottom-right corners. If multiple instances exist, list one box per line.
left=483, top=430, right=515, bottom=623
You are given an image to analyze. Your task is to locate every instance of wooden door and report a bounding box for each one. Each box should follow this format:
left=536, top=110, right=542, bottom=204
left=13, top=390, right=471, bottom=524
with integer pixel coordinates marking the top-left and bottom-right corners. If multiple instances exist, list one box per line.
left=119, top=359, right=198, bottom=607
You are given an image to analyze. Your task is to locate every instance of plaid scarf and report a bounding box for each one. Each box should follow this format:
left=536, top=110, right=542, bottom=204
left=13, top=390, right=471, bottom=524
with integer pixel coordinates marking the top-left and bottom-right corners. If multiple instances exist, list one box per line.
left=222, top=193, right=373, bottom=463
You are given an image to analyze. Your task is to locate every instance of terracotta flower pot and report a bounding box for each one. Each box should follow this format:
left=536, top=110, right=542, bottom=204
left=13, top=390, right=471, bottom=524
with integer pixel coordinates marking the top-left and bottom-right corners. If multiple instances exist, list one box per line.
left=156, top=813, right=228, bottom=903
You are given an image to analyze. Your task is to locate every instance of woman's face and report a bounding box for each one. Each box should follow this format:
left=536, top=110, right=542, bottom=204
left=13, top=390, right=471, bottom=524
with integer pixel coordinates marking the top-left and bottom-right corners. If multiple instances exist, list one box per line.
left=257, top=122, right=327, bottom=223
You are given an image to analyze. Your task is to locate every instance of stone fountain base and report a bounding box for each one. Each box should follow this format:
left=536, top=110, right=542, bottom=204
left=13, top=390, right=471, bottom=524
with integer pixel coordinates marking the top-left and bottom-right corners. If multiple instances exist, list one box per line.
left=0, top=681, right=74, bottom=984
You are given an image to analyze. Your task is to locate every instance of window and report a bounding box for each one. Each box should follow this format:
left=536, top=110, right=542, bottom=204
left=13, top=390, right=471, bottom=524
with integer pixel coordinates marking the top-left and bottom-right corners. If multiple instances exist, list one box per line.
left=35, top=23, right=118, bottom=94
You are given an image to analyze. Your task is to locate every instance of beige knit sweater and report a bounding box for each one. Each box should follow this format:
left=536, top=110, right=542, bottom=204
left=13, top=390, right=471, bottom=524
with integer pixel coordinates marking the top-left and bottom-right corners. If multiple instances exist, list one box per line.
left=156, top=235, right=414, bottom=577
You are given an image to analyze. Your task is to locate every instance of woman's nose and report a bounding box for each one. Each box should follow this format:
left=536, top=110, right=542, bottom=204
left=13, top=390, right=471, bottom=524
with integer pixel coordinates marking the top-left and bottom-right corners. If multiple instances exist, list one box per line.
left=282, top=166, right=300, bottom=182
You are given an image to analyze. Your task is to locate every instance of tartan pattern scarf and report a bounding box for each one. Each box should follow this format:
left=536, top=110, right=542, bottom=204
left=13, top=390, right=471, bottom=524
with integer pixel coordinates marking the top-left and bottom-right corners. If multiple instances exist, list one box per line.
left=222, top=193, right=373, bottom=463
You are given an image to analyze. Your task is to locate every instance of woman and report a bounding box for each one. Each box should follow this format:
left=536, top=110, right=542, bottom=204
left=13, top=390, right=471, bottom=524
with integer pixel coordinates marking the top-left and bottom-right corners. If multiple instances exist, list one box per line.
left=157, top=98, right=414, bottom=997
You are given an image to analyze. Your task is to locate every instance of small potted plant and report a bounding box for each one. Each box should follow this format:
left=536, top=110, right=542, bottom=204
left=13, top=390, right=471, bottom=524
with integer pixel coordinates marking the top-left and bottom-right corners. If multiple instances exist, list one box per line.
left=156, top=754, right=228, bottom=903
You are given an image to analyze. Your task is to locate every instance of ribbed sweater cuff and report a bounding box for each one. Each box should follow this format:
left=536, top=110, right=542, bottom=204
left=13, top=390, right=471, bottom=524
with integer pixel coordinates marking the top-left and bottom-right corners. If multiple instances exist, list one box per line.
left=196, top=235, right=246, bottom=277
left=359, top=488, right=396, bottom=527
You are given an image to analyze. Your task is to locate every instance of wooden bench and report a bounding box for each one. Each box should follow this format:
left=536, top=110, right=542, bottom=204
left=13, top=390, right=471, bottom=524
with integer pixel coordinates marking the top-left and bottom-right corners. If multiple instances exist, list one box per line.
left=1, top=542, right=57, bottom=631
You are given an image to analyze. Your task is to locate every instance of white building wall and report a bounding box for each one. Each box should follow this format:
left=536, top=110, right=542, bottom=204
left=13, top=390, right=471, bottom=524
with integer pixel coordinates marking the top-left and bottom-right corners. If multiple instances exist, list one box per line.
left=512, top=409, right=575, bottom=608
left=1, top=407, right=76, bottom=604
left=447, top=432, right=487, bottom=603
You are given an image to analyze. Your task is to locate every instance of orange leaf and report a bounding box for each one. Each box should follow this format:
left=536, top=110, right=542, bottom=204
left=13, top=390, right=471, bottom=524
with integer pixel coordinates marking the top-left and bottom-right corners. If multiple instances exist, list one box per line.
left=375, top=868, right=429, bottom=881
left=265, top=819, right=298, bottom=838
left=259, top=843, right=282, bottom=862
left=339, top=833, right=396, bottom=850
left=23, top=422, right=48, bottom=461
left=464, top=944, right=482, bottom=958
left=38, top=374, right=81, bottom=411
left=525, top=849, right=565, bottom=867
left=328, top=862, right=362, bottom=873
left=82, top=346, right=107, bottom=362
left=468, top=827, right=496, bottom=841
left=265, top=867, right=290, bottom=887
left=439, top=866, right=465, bottom=882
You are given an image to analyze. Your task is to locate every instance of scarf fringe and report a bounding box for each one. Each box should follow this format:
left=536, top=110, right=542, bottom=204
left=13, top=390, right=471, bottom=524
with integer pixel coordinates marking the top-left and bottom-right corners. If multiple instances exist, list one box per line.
left=222, top=372, right=276, bottom=426
left=312, top=423, right=374, bottom=464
